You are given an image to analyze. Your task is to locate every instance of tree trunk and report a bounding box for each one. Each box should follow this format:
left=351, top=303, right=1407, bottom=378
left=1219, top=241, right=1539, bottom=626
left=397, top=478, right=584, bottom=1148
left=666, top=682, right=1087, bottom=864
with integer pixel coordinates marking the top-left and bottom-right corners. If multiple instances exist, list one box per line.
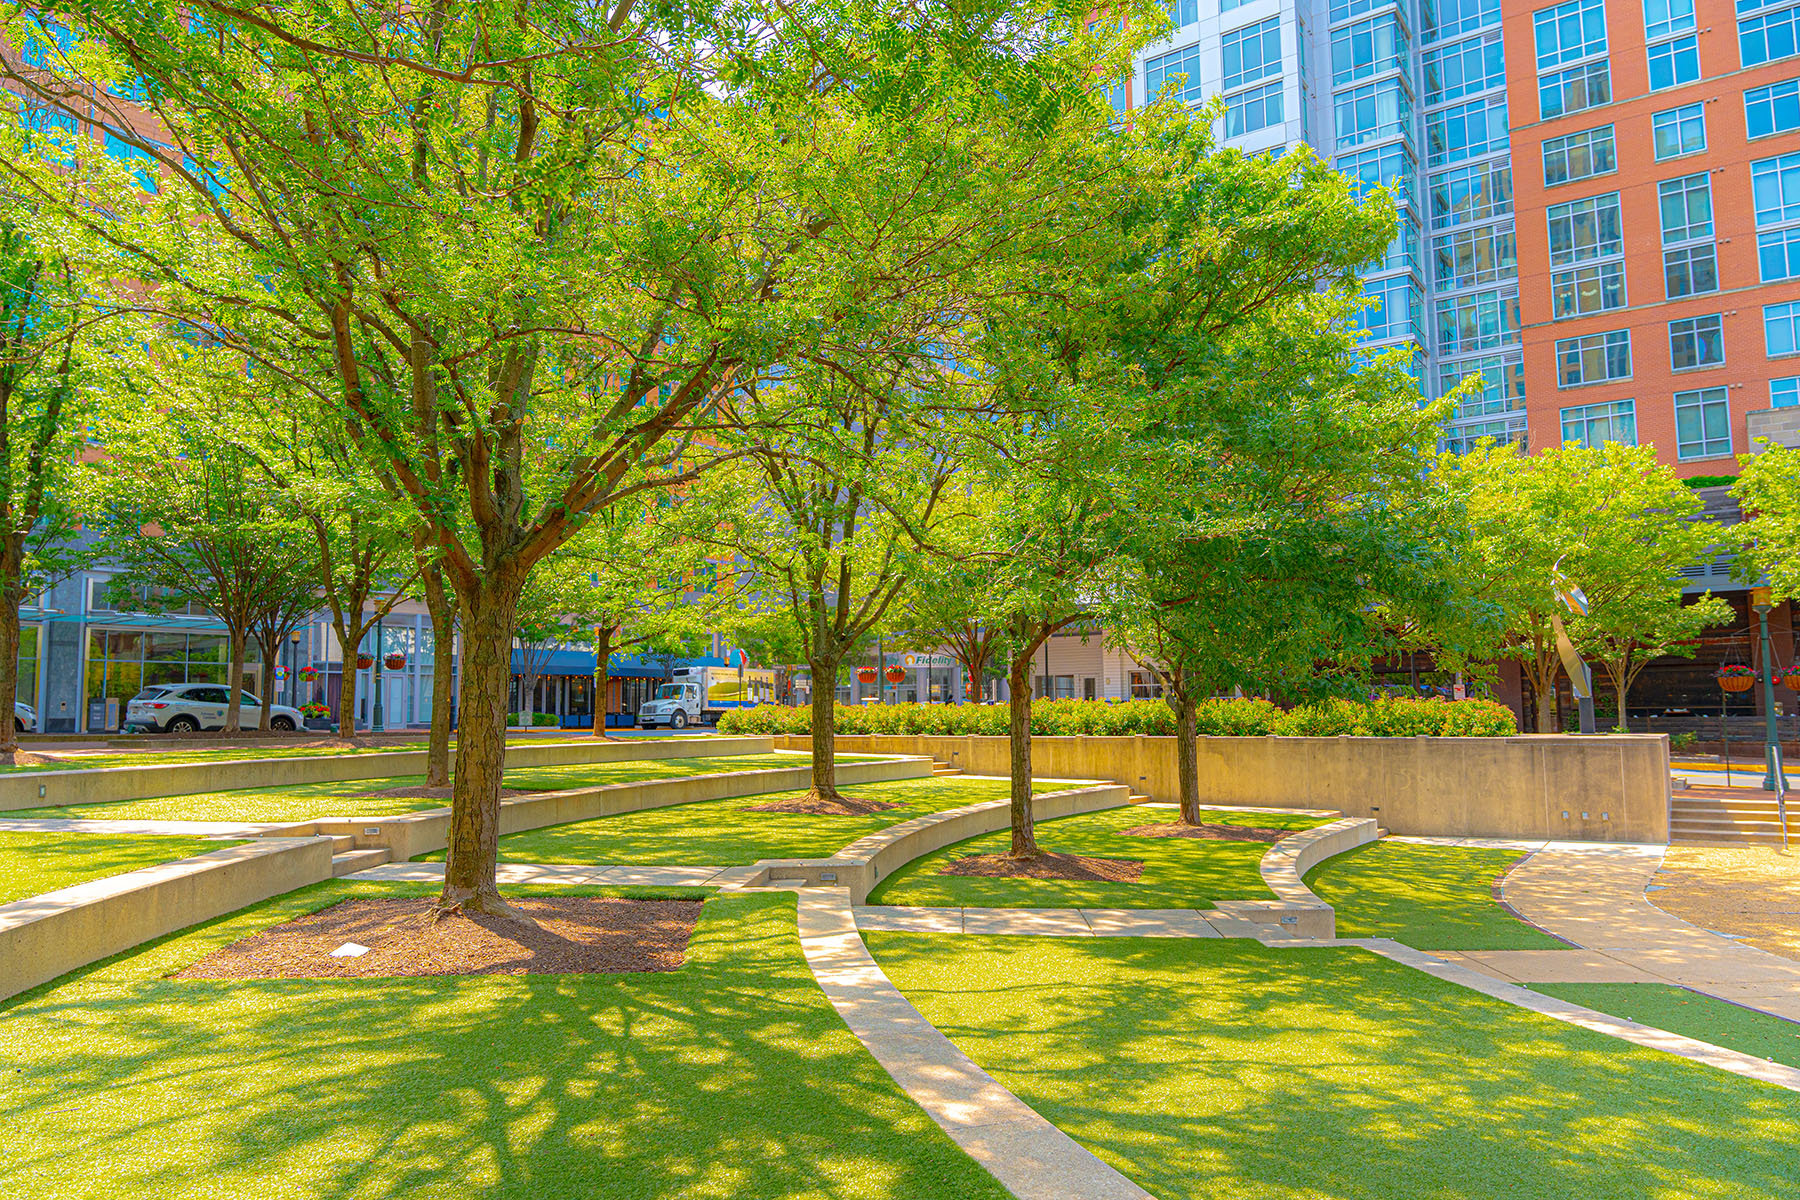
left=336, top=625, right=359, bottom=742
left=593, top=625, right=614, bottom=739
left=1172, top=685, right=1201, bottom=824
left=439, top=574, right=525, bottom=919
left=1007, top=648, right=1038, bottom=857
left=807, top=654, right=840, bottom=801
left=1534, top=675, right=1557, bottom=734
left=425, top=600, right=458, bottom=787
left=1614, top=672, right=1630, bottom=733
left=258, top=638, right=275, bottom=730
left=224, top=628, right=247, bottom=733
left=519, top=670, right=537, bottom=728
left=0, top=538, right=23, bottom=760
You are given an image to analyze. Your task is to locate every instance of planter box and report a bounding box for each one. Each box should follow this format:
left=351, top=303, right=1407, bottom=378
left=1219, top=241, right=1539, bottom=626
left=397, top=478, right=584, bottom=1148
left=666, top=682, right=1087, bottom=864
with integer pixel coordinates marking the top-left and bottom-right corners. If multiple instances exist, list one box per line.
left=302, top=718, right=335, bottom=731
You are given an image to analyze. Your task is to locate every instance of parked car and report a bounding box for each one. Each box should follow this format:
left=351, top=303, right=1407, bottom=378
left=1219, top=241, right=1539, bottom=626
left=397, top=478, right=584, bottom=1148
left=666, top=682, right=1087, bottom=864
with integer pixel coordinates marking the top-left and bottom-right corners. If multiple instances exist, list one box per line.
left=13, top=701, right=34, bottom=732
left=125, top=683, right=305, bottom=733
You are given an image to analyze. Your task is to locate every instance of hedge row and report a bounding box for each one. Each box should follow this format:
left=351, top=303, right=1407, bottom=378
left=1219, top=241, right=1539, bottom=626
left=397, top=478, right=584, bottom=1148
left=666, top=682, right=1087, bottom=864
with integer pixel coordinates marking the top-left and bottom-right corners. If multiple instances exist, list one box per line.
left=717, top=696, right=1519, bottom=738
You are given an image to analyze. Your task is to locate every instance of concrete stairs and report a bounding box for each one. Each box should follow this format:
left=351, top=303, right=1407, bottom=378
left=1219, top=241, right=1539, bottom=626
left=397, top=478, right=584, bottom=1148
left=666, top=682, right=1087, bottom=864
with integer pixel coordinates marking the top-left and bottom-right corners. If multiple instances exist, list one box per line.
left=930, top=764, right=964, bottom=778
left=1670, top=788, right=1799, bottom=845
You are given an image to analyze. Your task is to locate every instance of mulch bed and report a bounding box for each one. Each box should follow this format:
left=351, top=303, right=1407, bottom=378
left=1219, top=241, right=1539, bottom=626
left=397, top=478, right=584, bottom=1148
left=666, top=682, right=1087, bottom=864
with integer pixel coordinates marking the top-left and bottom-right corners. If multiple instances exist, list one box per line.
left=744, top=795, right=902, bottom=816
left=1120, top=822, right=1294, bottom=844
left=174, top=897, right=702, bottom=979
left=941, top=851, right=1144, bottom=883
left=350, top=785, right=529, bottom=801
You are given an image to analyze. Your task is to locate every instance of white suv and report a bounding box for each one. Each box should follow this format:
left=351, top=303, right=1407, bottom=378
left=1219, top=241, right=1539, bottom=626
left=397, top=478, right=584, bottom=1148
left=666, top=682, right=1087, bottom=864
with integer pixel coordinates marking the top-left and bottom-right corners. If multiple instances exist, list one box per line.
left=126, top=684, right=305, bottom=733
left=13, top=701, right=34, bottom=732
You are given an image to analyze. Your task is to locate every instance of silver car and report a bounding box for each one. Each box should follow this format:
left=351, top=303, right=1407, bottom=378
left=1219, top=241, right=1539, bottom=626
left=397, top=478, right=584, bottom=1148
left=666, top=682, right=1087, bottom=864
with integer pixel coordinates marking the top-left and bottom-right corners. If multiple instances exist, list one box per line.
left=13, top=700, right=34, bottom=732
left=126, top=683, right=305, bottom=733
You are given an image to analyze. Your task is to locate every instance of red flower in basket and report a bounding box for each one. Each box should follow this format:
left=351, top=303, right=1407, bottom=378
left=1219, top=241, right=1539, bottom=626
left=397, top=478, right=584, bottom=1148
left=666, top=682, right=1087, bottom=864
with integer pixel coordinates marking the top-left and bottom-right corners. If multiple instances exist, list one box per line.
left=1782, top=671, right=1800, bottom=692
left=384, top=652, right=406, bottom=670
left=856, top=667, right=877, bottom=684
left=1717, top=664, right=1757, bottom=692
left=884, top=665, right=907, bottom=684
left=355, top=653, right=375, bottom=670
left=299, top=667, right=320, bottom=682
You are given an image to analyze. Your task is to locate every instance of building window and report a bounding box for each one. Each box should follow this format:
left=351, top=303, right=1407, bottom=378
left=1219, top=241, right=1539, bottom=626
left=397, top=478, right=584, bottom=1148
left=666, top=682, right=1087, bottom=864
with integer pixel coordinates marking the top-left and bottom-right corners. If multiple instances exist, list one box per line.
left=1674, top=387, right=1732, bottom=459
left=1555, top=329, right=1632, bottom=387
left=1433, top=222, right=1518, bottom=290
left=1359, top=276, right=1422, bottom=342
left=1664, top=243, right=1720, bottom=296
left=1741, top=2, right=1800, bottom=67
left=1547, top=192, right=1623, bottom=266
left=1767, top=299, right=1800, bottom=355
left=1773, top=376, right=1800, bottom=406
left=1426, top=96, right=1508, bottom=166
left=1561, top=398, right=1638, bottom=447
left=1439, top=351, right=1526, bottom=415
left=1542, top=125, right=1616, bottom=186
left=1224, top=81, right=1284, bottom=136
left=1146, top=43, right=1206, bottom=105
left=1443, top=416, right=1528, bottom=454
left=1653, top=103, right=1707, bottom=158
left=1338, top=141, right=1418, bottom=203
left=1761, top=227, right=1800, bottom=280
left=1223, top=18, right=1282, bottom=91
left=1168, top=0, right=1199, bottom=27
left=1535, top=0, right=1609, bottom=69
left=1669, top=314, right=1725, bottom=370
left=1645, top=0, right=1697, bottom=38
left=1538, top=61, right=1612, bottom=120
left=1753, top=151, right=1800, bottom=222
left=1335, top=78, right=1412, bottom=150
left=1127, top=670, right=1164, bottom=699
left=1423, top=31, right=1505, bottom=103
left=1646, top=33, right=1700, bottom=89
left=1421, top=0, right=1503, bottom=43
left=1747, top=78, right=1800, bottom=139
left=1434, top=287, right=1520, bottom=354
left=1552, top=261, right=1628, bottom=318
left=1429, top=160, right=1513, bottom=228
left=1333, top=15, right=1408, bottom=85
left=1376, top=217, right=1425, bottom=276
left=1658, top=173, right=1714, bottom=243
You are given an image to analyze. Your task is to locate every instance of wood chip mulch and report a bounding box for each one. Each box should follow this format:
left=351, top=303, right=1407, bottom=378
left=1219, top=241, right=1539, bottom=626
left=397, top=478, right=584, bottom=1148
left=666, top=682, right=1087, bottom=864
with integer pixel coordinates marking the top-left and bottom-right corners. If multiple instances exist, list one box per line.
left=940, top=851, right=1144, bottom=883
left=743, top=795, right=903, bottom=816
left=1654, top=846, right=1800, bottom=963
left=1119, top=821, right=1294, bottom=844
left=173, top=897, right=702, bottom=980
left=350, top=785, right=529, bottom=801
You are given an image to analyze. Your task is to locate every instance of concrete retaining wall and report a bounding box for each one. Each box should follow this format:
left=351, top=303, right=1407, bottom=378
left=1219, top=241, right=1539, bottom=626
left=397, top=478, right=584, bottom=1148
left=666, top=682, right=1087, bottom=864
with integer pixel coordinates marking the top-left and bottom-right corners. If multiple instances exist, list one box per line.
left=306, top=754, right=935, bottom=863
left=0, top=838, right=334, bottom=1002
left=772, top=733, right=1672, bottom=843
left=0, top=735, right=777, bottom=812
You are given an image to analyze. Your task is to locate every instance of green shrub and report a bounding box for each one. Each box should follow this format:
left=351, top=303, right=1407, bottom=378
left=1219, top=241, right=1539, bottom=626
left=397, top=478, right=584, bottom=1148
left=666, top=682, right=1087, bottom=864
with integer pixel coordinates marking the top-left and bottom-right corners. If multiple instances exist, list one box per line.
left=716, top=696, right=1517, bottom=738
left=1670, top=731, right=1698, bottom=751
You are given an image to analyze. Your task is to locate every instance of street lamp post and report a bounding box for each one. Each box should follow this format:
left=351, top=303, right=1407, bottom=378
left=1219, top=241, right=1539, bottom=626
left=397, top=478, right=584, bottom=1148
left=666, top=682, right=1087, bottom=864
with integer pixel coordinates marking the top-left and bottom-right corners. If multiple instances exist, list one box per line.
left=371, top=613, right=386, bottom=734
left=288, top=629, right=303, bottom=707
left=1752, top=587, right=1780, bottom=791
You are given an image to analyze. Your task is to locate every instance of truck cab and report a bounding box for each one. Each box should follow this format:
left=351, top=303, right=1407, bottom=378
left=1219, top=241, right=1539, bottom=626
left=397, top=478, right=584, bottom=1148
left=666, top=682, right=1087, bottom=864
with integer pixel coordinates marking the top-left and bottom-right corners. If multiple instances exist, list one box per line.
left=637, top=680, right=702, bottom=729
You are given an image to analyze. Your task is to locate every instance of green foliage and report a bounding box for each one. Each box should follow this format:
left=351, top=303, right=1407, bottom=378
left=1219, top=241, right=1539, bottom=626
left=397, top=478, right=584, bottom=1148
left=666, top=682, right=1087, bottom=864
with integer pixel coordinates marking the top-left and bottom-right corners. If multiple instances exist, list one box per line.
left=1671, top=732, right=1699, bottom=752
left=718, top=697, right=1517, bottom=737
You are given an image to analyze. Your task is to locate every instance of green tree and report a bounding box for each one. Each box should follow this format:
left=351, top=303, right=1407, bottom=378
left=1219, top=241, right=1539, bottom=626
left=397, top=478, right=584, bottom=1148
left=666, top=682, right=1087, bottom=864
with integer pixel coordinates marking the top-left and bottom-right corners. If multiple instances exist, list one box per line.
left=1734, top=443, right=1800, bottom=602
left=2, top=0, right=1153, bottom=917
left=1443, top=441, right=1730, bottom=732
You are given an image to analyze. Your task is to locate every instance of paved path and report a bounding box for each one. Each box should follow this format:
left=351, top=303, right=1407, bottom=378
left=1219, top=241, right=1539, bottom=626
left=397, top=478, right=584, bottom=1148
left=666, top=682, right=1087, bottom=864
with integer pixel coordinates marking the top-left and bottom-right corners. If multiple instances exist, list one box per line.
left=1499, top=843, right=1800, bottom=1021
left=855, top=905, right=1291, bottom=939
left=799, top=890, right=1156, bottom=1200
left=0, top=817, right=285, bottom=837
left=343, top=861, right=730, bottom=887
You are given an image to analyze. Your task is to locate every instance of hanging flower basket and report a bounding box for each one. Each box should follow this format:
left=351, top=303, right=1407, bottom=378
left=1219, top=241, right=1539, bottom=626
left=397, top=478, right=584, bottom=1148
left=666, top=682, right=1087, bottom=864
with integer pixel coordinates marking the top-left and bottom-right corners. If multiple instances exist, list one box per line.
left=1782, top=672, right=1800, bottom=692
left=299, top=667, right=320, bottom=683
left=856, top=667, right=877, bottom=684
left=355, top=653, right=375, bottom=670
left=300, top=702, right=331, bottom=719
left=384, top=653, right=406, bottom=671
left=884, top=665, right=907, bottom=684
left=1717, top=664, right=1757, bottom=692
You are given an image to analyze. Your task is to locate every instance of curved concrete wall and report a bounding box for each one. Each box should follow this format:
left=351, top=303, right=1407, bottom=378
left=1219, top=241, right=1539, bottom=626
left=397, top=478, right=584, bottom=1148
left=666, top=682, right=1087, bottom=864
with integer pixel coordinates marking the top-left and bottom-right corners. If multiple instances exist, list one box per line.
left=774, top=734, right=1671, bottom=844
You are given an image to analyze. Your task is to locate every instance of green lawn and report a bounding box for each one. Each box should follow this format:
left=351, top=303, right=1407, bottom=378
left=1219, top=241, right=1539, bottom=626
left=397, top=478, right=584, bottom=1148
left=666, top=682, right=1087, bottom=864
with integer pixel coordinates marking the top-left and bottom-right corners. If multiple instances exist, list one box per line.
left=415, top=775, right=1047, bottom=867
left=1532, top=983, right=1800, bottom=1070
left=866, top=805, right=1330, bottom=910
left=868, top=934, right=1800, bottom=1200
left=0, top=744, right=427, bottom=773
left=1302, top=840, right=1569, bottom=950
left=0, top=832, right=244, bottom=905
left=0, top=753, right=860, bottom=824
left=2, top=882, right=1008, bottom=1200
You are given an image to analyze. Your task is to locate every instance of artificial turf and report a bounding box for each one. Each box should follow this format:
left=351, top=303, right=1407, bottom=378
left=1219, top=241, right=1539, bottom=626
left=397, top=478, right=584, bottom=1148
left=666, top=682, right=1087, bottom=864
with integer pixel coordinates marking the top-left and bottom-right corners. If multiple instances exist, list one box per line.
left=1302, top=839, right=1569, bottom=950
left=867, top=933, right=1800, bottom=1200
left=864, top=805, right=1330, bottom=910
left=1532, top=983, right=1800, bottom=1070
left=413, top=775, right=1051, bottom=867
left=0, top=753, right=867, bottom=824
left=2, top=882, right=1009, bottom=1200
left=0, top=832, right=245, bottom=905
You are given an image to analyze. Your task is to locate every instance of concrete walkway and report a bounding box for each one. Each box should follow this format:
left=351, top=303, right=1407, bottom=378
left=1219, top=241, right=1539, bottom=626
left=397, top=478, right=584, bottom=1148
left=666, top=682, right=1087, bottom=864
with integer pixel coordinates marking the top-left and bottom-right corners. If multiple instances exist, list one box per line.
left=1498, top=843, right=1800, bottom=1021
left=0, top=817, right=284, bottom=837
left=855, top=905, right=1292, bottom=940
left=799, top=890, right=1156, bottom=1200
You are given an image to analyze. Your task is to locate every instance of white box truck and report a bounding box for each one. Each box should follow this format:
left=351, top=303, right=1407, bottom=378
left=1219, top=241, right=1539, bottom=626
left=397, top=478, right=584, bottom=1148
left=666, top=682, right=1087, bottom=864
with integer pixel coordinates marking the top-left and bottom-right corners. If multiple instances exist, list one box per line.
left=636, top=665, right=776, bottom=729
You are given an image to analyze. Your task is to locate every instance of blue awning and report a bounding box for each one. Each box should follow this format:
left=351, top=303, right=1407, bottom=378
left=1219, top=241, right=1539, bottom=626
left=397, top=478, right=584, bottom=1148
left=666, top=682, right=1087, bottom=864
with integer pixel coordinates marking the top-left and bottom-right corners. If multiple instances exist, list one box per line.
left=510, top=649, right=705, bottom=678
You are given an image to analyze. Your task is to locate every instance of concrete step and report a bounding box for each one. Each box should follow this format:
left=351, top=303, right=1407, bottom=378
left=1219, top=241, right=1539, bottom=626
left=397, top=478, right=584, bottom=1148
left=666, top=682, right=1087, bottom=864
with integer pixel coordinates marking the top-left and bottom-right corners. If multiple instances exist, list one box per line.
left=931, top=766, right=963, bottom=777
left=329, top=834, right=356, bottom=853
left=1128, top=794, right=1153, bottom=804
left=330, top=849, right=392, bottom=877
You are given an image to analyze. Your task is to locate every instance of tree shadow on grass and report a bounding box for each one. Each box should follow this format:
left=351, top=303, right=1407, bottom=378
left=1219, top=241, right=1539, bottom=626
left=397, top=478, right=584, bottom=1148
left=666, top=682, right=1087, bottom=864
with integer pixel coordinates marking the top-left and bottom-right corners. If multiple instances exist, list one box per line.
left=867, top=934, right=1800, bottom=1200
left=4, top=890, right=1009, bottom=1200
